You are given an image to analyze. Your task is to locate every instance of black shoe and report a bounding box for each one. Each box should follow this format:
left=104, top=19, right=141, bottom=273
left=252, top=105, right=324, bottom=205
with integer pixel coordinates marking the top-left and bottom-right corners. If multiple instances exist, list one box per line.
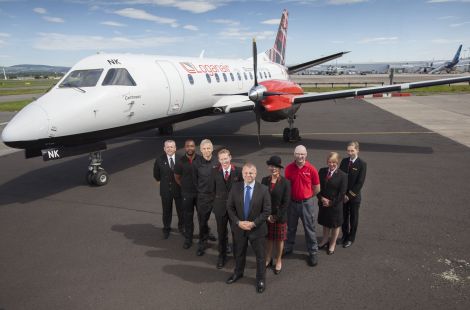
left=273, top=267, right=282, bottom=275
left=208, top=233, right=217, bottom=242
left=256, top=281, right=265, bottom=293
left=163, top=230, right=170, bottom=239
left=318, top=242, right=329, bottom=250
left=343, top=241, right=353, bottom=248
left=183, top=240, right=192, bottom=249
left=307, top=254, right=318, bottom=267
left=216, top=256, right=227, bottom=269
left=327, top=249, right=335, bottom=255
left=226, top=243, right=232, bottom=255
left=196, top=243, right=206, bottom=256
left=226, top=273, right=243, bottom=284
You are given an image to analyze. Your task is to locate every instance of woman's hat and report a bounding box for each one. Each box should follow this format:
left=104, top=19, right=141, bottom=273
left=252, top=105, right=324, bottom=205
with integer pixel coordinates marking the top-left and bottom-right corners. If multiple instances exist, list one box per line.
left=266, top=155, right=283, bottom=168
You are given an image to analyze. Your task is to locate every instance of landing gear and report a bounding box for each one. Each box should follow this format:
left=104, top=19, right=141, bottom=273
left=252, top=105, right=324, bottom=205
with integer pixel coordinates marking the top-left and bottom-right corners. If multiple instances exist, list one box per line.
left=282, top=115, right=301, bottom=142
left=86, top=151, right=109, bottom=186
left=158, top=125, right=173, bottom=135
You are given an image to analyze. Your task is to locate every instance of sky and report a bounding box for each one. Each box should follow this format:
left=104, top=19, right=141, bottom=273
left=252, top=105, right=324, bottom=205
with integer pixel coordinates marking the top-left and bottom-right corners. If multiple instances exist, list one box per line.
left=0, top=0, right=469, bottom=67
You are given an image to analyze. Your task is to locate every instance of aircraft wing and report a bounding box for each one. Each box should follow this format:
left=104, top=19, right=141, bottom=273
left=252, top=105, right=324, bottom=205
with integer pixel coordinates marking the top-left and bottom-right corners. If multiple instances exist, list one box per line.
left=287, top=51, right=350, bottom=74
left=293, top=75, right=470, bottom=104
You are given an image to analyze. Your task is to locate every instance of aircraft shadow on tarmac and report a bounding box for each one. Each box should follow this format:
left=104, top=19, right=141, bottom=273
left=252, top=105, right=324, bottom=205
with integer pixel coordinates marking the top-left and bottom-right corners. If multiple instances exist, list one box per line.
left=0, top=111, right=432, bottom=206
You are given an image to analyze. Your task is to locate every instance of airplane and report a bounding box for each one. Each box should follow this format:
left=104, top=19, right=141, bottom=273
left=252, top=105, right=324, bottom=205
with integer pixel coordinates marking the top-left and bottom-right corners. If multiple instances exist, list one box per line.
left=2, top=9, right=470, bottom=186
left=428, top=44, right=463, bottom=74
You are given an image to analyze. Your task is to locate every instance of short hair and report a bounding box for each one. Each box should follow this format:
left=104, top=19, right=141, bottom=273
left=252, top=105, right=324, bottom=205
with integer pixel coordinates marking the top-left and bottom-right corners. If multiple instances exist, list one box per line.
left=294, top=145, right=307, bottom=154
left=348, top=141, right=360, bottom=151
left=185, top=139, right=195, bottom=145
left=242, top=162, right=257, bottom=170
left=327, top=152, right=340, bottom=163
left=164, top=140, right=176, bottom=147
left=200, top=139, right=213, bottom=148
left=218, top=148, right=231, bottom=157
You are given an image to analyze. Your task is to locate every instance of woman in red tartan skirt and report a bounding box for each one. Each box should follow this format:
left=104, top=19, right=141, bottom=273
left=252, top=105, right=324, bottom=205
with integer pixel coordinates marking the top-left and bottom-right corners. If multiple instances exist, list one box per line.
left=261, top=156, right=291, bottom=274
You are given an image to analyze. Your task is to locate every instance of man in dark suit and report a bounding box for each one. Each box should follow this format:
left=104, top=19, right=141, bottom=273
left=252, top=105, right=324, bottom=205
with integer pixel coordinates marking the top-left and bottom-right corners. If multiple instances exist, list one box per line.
left=210, top=148, right=242, bottom=269
left=153, top=140, right=183, bottom=239
left=226, top=163, right=271, bottom=293
left=339, top=141, right=367, bottom=248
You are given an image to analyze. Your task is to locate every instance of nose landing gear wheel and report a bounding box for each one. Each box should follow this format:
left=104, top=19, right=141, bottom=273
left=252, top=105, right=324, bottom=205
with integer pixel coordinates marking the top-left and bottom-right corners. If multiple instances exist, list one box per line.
left=86, top=151, right=109, bottom=186
left=282, top=127, right=301, bottom=142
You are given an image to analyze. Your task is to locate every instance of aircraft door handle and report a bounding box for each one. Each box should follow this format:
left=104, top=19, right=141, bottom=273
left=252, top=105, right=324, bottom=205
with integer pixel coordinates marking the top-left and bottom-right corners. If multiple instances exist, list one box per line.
left=128, top=101, right=135, bottom=105
left=128, top=112, right=134, bottom=117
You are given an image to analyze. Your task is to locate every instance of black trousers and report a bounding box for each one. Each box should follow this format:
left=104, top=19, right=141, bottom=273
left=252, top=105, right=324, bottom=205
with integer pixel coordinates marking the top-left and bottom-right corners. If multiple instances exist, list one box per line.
left=182, top=192, right=198, bottom=241
left=234, top=234, right=266, bottom=282
left=161, top=194, right=183, bottom=233
left=215, top=211, right=232, bottom=257
left=197, top=193, right=213, bottom=244
left=342, top=201, right=360, bottom=242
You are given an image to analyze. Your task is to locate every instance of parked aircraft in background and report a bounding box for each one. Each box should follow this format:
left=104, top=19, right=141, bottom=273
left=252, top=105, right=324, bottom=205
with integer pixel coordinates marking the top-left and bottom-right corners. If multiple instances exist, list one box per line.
left=2, top=10, right=470, bottom=186
left=428, top=45, right=463, bottom=74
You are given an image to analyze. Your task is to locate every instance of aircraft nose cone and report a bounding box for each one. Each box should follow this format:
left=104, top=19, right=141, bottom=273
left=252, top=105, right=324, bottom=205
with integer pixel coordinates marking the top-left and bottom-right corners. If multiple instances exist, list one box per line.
left=1, top=104, right=49, bottom=144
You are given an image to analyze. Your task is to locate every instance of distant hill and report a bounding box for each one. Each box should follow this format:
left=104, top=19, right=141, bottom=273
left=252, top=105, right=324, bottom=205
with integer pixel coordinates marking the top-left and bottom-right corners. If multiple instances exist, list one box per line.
left=5, top=64, right=70, bottom=75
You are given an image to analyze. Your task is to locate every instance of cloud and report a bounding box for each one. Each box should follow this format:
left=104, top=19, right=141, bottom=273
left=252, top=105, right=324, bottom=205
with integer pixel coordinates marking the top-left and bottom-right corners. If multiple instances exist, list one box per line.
left=431, top=38, right=464, bottom=44
left=261, top=18, right=280, bottom=25
left=428, top=0, right=470, bottom=3
left=438, top=15, right=458, bottom=19
left=449, top=21, right=470, bottom=27
left=327, top=0, right=368, bottom=4
left=218, top=28, right=275, bottom=41
left=33, top=7, right=47, bottom=14
left=114, top=8, right=178, bottom=27
left=101, top=21, right=127, bottom=27
left=123, top=0, right=224, bottom=14
left=43, top=16, right=65, bottom=23
left=33, top=32, right=182, bottom=50
left=358, top=36, right=398, bottom=44
left=0, top=32, right=10, bottom=37
left=210, top=19, right=239, bottom=26
left=183, top=24, right=199, bottom=31
left=330, top=40, right=345, bottom=44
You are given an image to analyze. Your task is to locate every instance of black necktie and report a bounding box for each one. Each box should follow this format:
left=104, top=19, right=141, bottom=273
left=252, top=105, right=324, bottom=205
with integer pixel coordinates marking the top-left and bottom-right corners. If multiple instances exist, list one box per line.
left=169, top=157, right=174, bottom=170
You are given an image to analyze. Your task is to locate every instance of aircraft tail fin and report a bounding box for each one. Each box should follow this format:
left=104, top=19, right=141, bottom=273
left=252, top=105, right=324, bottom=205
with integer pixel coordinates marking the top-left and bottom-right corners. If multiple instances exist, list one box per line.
left=452, top=44, right=462, bottom=64
left=266, top=9, right=288, bottom=66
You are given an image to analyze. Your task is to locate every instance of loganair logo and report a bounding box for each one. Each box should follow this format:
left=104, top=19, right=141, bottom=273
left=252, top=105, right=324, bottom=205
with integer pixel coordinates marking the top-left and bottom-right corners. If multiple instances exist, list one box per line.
left=180, top=62, right=231, bottom=75
left=107, top=59, right=121, bottom=65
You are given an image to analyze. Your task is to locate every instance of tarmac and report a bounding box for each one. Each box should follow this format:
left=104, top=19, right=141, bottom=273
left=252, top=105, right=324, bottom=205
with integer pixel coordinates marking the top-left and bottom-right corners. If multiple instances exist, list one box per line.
left=0, top=95, right=469, bottom=309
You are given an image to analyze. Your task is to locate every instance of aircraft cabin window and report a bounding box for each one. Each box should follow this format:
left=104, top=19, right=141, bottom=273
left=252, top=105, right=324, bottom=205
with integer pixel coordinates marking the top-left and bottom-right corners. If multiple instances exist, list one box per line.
left=229, top=73, right=234, bottom=81
left=243, top=72, right=247, bottom=80
left=59, top=69, right=103, bottom=88
left=222, top=73, right=227, bottom=82
left=215, top=73, right=220, bottom=83
left=102, top=68, right=137, bottom=86
left=268, top=72, right=272, bottom=78
left=264, top=72, right=267, bottom=78
left=188, top=74, right=194, bottom=85
left=206, top=73, right=211, bottom=83
left=237, top=72, right=241, bottom=81
left=249, top=72, right=253, bottom=80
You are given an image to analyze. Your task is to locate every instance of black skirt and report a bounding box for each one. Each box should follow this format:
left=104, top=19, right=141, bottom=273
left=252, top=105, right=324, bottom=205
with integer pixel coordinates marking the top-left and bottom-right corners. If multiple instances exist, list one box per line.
left=318, top=203, right=343, bottom=228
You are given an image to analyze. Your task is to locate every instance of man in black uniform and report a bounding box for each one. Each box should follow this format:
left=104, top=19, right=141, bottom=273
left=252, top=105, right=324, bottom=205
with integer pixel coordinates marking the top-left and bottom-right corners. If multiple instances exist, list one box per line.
left=174, top=139, right=200, bottom=249
left=210, top=148, right=242, bottom=268
left=153, top=140, right=183, bottom=239
left=339, top=141, right=367, bottom=248
left=193, top=139, right=219, bottom=256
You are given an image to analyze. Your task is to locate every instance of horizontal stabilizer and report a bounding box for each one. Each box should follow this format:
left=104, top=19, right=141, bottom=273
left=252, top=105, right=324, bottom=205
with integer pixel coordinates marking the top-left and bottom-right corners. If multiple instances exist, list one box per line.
left=287, top=51, right=349, bottom=74
left=293, top=75, right=470, bottom=104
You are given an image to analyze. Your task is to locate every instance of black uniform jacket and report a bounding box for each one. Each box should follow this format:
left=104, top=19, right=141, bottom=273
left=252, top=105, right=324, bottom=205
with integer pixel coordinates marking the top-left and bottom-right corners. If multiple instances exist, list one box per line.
left=153, top=153, right=181, bottom=198
left=317, top=168, right=347, bottom=208
left=210, top=164, right=242, bottom=217
left=339, top=157, right=367, bottom=203
left=227, top=182, right=271, bottom=239
left=261, top=176, right=290, bottom=224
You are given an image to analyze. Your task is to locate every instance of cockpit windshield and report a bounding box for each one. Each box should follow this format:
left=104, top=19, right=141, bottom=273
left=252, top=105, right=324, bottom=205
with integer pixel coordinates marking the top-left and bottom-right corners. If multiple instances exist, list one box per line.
left=59, top=69, right=103, bottom=88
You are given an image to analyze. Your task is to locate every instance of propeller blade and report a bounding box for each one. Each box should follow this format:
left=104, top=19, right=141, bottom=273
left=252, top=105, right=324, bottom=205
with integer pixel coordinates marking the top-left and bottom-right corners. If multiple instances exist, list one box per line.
left=213, top=92, right=248, bottom=96
left=253, top=38, right=258, bottom=87
left=263, top=91, right=298, bottom=96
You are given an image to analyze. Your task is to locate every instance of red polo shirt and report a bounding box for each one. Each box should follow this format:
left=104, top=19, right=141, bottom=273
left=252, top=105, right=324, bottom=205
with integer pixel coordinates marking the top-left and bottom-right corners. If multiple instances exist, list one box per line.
left=284, top=160, right=320, bottom=201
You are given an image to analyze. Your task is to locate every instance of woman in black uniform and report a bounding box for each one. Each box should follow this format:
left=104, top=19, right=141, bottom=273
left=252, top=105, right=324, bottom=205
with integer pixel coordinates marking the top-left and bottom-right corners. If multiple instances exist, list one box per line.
left=317, top=152, right=347, bottom=255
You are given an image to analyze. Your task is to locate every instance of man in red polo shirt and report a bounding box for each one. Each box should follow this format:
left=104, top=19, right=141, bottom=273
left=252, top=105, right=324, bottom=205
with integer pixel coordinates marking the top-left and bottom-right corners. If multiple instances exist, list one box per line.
left=284, top=145, right=321, bottom=266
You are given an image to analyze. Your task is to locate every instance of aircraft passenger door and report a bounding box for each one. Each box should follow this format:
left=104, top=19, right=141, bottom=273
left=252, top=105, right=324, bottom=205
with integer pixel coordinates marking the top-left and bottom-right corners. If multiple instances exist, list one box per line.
left=155, top=60, right=185, bottom=115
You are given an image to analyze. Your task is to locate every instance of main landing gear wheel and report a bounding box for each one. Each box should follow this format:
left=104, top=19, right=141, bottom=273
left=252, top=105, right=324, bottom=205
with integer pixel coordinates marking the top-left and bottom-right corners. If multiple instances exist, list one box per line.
left=158, top=125, right=173, bottom=135
left=283, top=115, right=301, bottom=143
left=86, top=151, right=109, bottom=186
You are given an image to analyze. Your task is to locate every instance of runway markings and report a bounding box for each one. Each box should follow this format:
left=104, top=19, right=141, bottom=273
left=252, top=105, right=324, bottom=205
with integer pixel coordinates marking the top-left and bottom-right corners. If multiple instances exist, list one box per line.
left=120, top=130, right=435, bottom=140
